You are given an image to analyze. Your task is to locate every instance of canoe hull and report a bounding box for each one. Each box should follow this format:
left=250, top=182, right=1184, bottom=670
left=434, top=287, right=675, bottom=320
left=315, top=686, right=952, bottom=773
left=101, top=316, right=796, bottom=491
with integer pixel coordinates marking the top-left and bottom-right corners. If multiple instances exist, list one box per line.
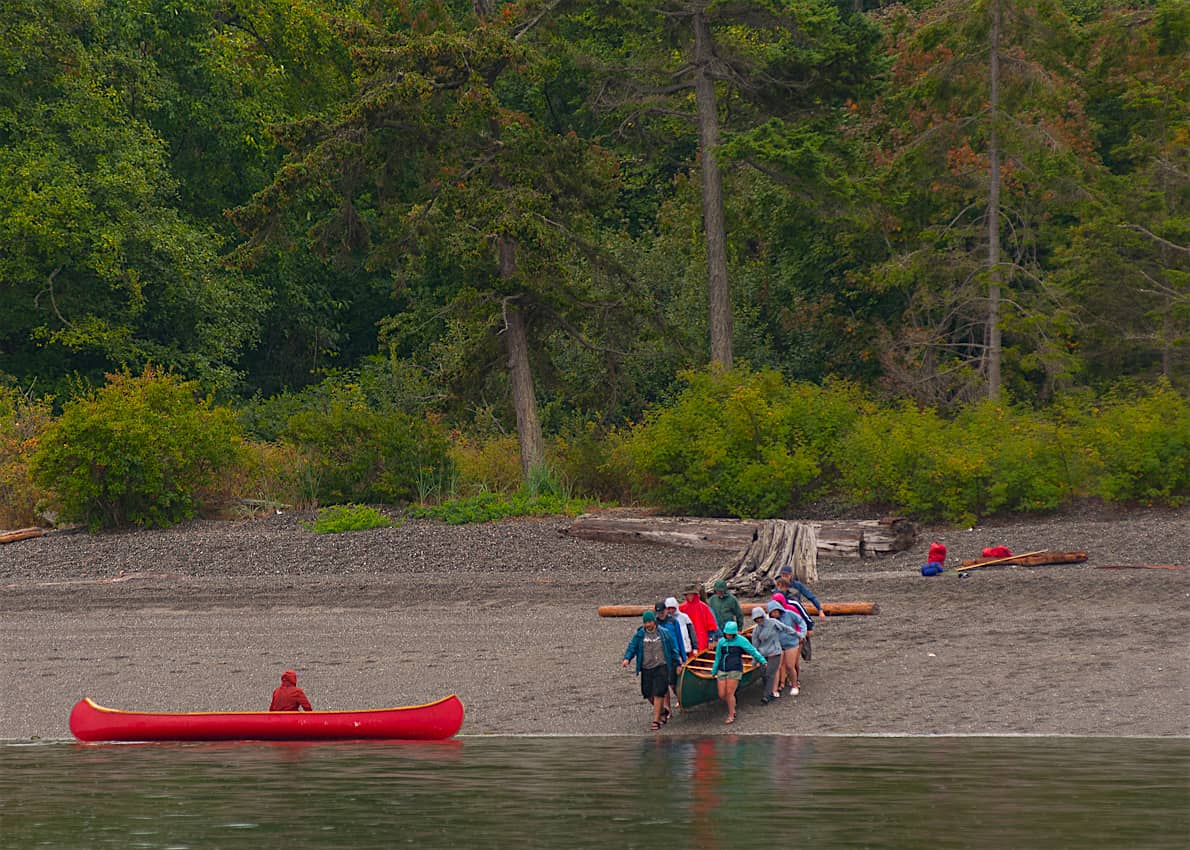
left=675, top=627, right=765, bottom=709
left=676, top=663, right=764, bottom=709
left=69, top=696, right=464, bottom=742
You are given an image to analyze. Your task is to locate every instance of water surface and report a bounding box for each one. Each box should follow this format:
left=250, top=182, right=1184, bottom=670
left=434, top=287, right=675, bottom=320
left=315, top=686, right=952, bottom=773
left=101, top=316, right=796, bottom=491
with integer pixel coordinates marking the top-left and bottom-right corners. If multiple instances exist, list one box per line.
left=1, top=736, right=1186, bottom=849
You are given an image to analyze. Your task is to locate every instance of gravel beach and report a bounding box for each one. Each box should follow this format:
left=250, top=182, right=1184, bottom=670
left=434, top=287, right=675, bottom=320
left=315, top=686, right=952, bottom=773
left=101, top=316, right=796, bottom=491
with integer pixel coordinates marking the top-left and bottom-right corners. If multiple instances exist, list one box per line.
left=2, top=506, right=1187, bottom=741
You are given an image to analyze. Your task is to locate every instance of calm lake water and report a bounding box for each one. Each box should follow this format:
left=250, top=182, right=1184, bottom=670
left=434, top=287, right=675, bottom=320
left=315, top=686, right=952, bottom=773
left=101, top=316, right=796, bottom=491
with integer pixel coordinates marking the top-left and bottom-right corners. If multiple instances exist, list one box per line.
left=1, top=736, right=1186, bottom=850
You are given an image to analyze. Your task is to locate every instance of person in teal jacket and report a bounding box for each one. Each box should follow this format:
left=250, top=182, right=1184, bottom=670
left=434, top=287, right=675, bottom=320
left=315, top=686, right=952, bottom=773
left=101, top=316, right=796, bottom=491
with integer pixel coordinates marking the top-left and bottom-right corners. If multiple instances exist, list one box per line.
left=622, top=610, right=683, bottom=731
left=709, top=621, right=767, bottom=724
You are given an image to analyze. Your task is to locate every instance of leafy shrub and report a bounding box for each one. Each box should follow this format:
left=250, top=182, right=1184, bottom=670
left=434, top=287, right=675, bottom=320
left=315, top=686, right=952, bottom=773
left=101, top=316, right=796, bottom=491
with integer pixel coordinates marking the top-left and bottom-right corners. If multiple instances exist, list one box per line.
left=280, top=385, right=453, bottom=505
left=547, top=421, right=633, bottom=502
left=303, top=503, right=394, bottom=534
left=834, top=401, right=1076, bottom=525
left=30, top=369, right=244, bottom=530
left=1078, top=382, right=1188, bottom=505
left=238, top=357, right=439, bottom=442
left=0, top=387, right=54, bottom=527
left=218, top=441, right=320, bottom=515
left=407, top=490, right=593, bottom=524
left=449, top=433, right=522, bottom=496
left=618, top=368, right=865, bottom=517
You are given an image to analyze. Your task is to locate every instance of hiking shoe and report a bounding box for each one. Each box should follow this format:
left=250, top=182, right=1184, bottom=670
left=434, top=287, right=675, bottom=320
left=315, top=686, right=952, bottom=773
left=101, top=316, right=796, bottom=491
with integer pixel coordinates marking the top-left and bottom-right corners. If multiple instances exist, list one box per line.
left=790, top=686, right=800, bottom=696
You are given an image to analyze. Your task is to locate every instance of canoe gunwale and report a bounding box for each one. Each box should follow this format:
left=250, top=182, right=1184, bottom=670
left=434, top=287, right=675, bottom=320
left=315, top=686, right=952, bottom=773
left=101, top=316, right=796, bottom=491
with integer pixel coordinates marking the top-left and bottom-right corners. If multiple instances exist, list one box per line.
left=69, top=695, right=465, bottom=742
left=77, top=695, right=459, bottom=718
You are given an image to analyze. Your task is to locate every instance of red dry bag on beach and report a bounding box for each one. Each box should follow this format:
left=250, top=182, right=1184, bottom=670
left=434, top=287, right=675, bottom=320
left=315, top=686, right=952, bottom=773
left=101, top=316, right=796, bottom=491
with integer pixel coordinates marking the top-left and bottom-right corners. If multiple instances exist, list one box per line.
left=981, top=546, right=1012, bottom=558
left=927, top=542, right=947, bottom=564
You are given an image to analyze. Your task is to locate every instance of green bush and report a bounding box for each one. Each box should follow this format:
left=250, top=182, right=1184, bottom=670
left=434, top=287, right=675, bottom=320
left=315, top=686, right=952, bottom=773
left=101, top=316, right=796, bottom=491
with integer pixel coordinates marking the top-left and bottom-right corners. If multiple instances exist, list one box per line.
left=1078, top=382, right=1188, bottom=505
left=619, top=368, right=864, bottom=517
left=547, top=421, right=632, bottom=502
left=30, top=369, right=244, bottom=530
left=280, top=385, right=453, bottom=505
left=407, top=490, right=593, bottom=524
left=834, top=401, right=1075, bottom=525
left=449, top=433, right=522, bottom=496
left=302, top=503, right=395, bottom=534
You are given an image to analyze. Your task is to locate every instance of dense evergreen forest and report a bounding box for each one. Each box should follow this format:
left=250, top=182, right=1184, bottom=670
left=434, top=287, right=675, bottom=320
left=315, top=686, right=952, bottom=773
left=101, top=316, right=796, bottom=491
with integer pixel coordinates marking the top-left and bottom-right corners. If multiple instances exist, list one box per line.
left=1, top=1, right=1186, bottom=528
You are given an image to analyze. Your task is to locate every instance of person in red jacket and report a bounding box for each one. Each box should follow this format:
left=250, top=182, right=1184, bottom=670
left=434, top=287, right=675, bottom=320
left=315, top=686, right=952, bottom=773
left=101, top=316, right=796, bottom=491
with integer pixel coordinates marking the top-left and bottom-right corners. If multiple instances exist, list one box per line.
left=269, top=669, right=313, bottom=711
left=679, top=584, right=718, bottom=652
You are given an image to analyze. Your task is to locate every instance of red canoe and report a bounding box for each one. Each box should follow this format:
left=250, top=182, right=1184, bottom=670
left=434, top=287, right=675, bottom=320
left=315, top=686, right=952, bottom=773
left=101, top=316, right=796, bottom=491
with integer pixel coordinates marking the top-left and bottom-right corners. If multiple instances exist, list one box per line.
left=69, top=695, right=465, bottom=742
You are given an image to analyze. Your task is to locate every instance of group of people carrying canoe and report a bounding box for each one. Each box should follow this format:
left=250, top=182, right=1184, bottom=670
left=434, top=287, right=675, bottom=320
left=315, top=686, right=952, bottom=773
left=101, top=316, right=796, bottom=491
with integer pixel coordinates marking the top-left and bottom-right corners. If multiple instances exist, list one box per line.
left=622, top=566, right=825, bottom=728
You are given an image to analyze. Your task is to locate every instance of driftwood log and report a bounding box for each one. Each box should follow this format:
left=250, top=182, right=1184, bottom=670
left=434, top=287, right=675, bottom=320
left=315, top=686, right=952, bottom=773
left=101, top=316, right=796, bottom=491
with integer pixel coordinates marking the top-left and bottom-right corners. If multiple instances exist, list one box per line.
left=566, top=515, right=916, bottom=558
left=597, top=601, right=879, bottom=618
left=0, top=527, right=44, bottom=545
left=956, top=551, right=1088, bottom=571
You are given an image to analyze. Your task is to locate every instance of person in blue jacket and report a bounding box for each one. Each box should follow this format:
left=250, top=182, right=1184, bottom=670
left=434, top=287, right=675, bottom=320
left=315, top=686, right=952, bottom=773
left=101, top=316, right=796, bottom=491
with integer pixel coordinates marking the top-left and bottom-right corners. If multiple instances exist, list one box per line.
left=776, top=565, right=825, bottom=626
left=709, top=621, right=767, bottom=725
left=622, top=610, right=683, bottom=731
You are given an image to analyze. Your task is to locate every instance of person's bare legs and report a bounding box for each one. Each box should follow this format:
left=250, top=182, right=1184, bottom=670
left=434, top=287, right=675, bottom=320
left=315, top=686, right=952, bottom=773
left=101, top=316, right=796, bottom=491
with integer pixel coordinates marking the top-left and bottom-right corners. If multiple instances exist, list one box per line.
left=720, top=679, right=739, bottom=723
left=783, top=648, right=799, bottom=693
left=650, top=696, right=665, bottom=728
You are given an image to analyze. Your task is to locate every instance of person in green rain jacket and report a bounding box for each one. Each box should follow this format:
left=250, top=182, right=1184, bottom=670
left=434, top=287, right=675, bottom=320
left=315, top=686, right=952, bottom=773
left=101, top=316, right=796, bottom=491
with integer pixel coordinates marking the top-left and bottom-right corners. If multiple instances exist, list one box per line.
left=707, top=579, right=743, bottom=638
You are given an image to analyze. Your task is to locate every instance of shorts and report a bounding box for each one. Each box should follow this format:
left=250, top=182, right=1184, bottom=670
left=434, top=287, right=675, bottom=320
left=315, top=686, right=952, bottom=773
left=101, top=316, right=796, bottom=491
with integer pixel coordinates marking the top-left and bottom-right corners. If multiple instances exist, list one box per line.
left=640, top=665, right=670, bottom=699
left=716, top=670, right=743, bottom=681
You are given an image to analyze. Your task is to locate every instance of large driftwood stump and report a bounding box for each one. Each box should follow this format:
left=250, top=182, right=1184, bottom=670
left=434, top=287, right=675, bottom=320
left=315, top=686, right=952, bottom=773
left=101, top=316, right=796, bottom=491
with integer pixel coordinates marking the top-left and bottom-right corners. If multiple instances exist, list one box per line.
left=707, top=520, right=818, bottom=596
left=565, top=514, right=916, bottom=558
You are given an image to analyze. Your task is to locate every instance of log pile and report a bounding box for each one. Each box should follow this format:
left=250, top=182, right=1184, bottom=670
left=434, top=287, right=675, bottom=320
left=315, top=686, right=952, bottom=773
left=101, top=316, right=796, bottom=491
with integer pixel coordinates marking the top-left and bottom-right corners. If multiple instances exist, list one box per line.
left=565, top=514, right=916, bottom=559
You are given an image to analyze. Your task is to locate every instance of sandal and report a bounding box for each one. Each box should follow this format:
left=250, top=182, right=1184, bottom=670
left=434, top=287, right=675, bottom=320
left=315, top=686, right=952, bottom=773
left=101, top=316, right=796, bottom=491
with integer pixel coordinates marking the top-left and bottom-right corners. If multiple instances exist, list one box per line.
left=650, top=720, right=662, bottom=731
left=660, top=707, right=671, bottom=724
left=724, top=714, right=736, bottom=725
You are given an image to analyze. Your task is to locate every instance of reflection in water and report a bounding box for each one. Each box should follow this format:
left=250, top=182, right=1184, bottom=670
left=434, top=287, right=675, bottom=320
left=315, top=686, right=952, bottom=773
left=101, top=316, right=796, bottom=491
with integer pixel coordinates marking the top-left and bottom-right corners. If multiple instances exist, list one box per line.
left=0, top=736, right=1186, bottom=849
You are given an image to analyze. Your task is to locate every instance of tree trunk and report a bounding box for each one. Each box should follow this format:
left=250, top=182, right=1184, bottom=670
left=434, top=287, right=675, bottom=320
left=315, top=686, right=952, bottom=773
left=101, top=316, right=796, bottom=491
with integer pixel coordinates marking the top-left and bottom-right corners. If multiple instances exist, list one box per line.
left=986, top=0, right=1003, bottom=399
left=498, top=237, right=545, bottom=477
left=692, top=10, right=733, bottom=368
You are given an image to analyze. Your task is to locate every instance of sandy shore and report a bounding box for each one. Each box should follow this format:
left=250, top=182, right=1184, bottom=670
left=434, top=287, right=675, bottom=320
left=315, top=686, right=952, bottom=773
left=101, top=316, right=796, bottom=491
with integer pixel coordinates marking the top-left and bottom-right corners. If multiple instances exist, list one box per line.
left=2, top=507, right=1187, bottom=740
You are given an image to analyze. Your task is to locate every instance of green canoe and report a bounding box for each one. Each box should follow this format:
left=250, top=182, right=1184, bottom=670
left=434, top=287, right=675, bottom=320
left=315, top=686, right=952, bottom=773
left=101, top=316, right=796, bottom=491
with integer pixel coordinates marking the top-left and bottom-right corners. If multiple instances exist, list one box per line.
left=675, top=629, right=765, bottom=709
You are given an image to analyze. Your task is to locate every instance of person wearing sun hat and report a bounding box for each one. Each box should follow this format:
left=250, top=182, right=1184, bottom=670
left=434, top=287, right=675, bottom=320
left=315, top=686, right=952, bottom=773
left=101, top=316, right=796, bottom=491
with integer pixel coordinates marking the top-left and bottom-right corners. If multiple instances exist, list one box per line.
left=622, top=609, right=683, bottom=731
left=707, top=578, right=744, bottom=639
left=708, top=621, right=767, bottom=724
